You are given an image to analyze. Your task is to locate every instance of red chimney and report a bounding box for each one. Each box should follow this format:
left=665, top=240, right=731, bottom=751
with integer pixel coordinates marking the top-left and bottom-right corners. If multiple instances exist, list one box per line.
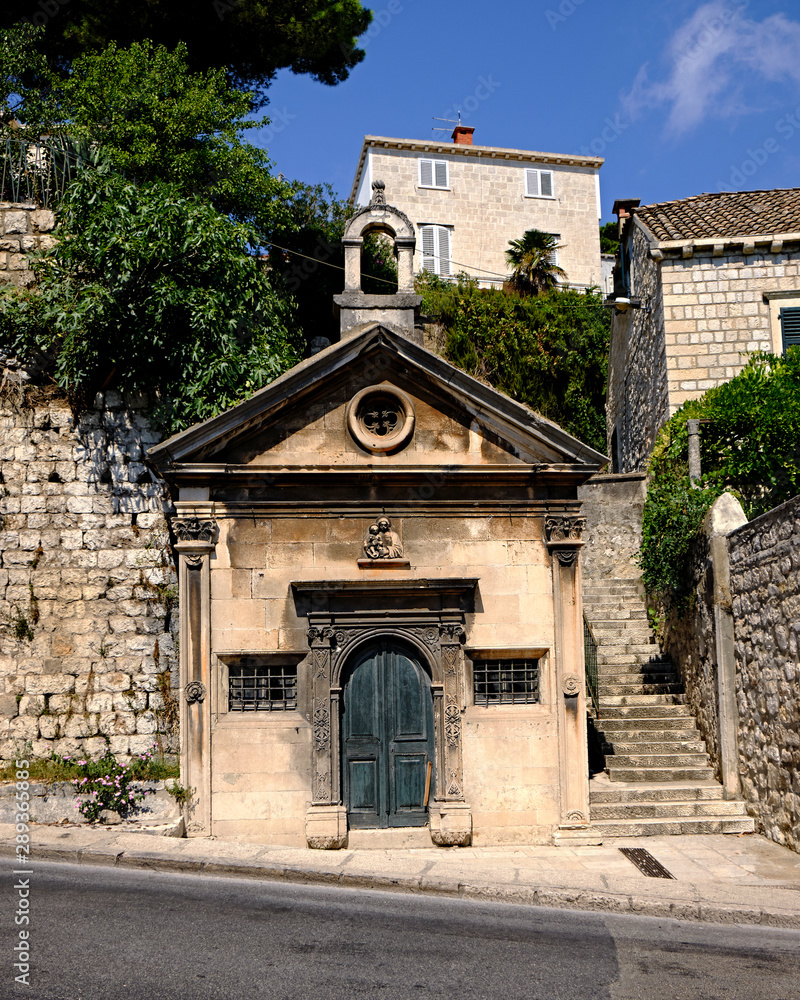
left=451, top=125, right=475, bottom=146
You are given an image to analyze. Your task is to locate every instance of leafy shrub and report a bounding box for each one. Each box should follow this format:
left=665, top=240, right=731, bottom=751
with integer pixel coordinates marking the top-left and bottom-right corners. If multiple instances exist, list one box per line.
left=639, top=350, right=800, bottom=616
left=417, top=272, right=610, bottom=453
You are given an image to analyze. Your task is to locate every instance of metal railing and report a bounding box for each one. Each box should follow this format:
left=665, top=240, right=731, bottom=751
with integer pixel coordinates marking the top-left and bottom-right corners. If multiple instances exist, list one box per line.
left=583, top=615, right=600, bottom=717
left=0, top=136, right=86, bottom=209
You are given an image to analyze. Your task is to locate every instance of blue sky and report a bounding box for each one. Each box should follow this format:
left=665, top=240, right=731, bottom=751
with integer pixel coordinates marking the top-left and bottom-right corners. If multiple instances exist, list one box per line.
left=254, top=0, right=800, bottom=222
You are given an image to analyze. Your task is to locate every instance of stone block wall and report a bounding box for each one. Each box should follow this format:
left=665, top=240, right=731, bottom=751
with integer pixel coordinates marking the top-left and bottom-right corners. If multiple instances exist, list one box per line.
left=0, top=386, right=178, bottom=765
left=0, top=202, right=57, bottom=288
left=577, top=472, right=647, bottom=588
left=606, top=228, right=669, bottom=473
left=728, top=496, right=800, bottom=852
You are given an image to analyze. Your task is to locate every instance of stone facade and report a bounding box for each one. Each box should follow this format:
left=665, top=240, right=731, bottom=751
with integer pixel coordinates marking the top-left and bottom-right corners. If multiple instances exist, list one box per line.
left=350, top=136, right=603, bottom=290
left=151, top=322, right=604, bottom=849
left=0, top=202, right=57, bottom=288
left=577, top=472, right=647, bottom=587
left=607, top=196, right=800, bottom=472
left=0, top=387, right=178, bottom=765
left=663, top=493, right=800, bottom=853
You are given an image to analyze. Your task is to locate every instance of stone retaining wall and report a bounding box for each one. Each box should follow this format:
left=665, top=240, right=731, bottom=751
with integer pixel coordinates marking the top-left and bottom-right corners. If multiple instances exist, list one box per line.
left=577, top=472, right=647, bottom=589
left=0, top=202, right=57, bottom=288
left=0, top=386, right=178, bottom=765
left=728, top=496, right=800, bottom=852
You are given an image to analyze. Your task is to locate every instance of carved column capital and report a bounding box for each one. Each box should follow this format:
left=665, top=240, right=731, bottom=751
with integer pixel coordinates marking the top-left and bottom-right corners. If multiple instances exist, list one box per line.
left=173, top=516, right=217, bottom=543
left=544, top=514, right=585, bottom=566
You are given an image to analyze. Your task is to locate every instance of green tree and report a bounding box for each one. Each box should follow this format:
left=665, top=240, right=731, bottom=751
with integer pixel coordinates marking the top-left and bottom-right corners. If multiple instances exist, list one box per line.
left=504, top=229, right=567, bottom=296
left=599, top=221, right=619, bottom=255
left=0, top=170, right=300, bottom=433
left=1, top=0, right=372, bottom=105
left=417, top=273, right=610, bottom=452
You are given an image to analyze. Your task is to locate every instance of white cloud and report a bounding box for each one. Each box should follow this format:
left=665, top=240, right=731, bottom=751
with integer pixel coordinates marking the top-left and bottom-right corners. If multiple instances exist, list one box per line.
left=622, top=2, right=800, bottom=136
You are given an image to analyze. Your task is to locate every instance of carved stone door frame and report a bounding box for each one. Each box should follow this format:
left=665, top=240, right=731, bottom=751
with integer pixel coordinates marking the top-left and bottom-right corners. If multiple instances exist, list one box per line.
left=294, top=579, right=476, bottom=849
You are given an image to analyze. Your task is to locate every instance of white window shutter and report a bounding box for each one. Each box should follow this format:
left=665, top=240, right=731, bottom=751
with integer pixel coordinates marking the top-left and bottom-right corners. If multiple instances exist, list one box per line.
left=437, top=226, right=452, bottom=276
left=547, top=234, right=560, bottom=266
left=421, top=225, right=436, bottom=271
left=540, top=170, right=553, bottom=197
left=525, top=169, right=539, bottom=197
left=435, top=161, right=448, bottom=188
left=420, top=159, right=433, bottom=187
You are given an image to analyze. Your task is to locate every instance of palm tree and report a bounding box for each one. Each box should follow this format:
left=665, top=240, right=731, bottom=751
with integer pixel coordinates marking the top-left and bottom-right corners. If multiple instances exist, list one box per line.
left=505, top=229, right=567, bottom=295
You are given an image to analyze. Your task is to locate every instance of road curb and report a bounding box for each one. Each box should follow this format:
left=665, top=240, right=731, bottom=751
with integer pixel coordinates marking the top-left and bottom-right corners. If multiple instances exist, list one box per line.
left=6, top=843, right=800, bottom=929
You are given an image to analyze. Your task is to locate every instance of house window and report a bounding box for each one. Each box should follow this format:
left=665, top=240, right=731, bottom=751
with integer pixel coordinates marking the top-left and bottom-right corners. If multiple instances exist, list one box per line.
left=420, top=224, right=452, bottom=277
left=525, top=168, right=554, bottom=198
left=228, top=663, right=297, bottom=711
left=473, top=658, right=540, bottom=706
left=546, top=234, right=561, bottom=267
left=419, top=158, right=449, bottom=189
left=780, top=307, right=800, bottom=353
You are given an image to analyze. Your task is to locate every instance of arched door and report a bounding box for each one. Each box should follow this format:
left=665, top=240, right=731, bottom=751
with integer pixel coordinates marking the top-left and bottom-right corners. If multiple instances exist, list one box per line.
left=342, top=640, right=434, bottom=829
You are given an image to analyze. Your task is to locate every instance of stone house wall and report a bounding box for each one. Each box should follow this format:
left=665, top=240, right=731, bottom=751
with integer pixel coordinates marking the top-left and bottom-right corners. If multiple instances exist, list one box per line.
left=608, top=224, right=800, bottom=471
left=0, top=386, right=178, bottom=765
left=356, top=140, right=603, bottom=289
left=577, top=473, right=647, bottom=588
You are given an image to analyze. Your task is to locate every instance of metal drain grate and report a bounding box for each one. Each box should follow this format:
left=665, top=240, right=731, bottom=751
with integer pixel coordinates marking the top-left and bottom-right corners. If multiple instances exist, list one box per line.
left=619, top=847, right=676, bottom=879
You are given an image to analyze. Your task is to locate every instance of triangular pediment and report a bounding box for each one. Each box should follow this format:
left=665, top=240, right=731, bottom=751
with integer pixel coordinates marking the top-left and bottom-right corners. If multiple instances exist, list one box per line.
left=149, top=326, right=606, bottom=473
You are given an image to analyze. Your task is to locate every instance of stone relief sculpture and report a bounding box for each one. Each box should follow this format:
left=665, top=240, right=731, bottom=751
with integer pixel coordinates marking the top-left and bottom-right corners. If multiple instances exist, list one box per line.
left=362, top=516, right=403, bottom=559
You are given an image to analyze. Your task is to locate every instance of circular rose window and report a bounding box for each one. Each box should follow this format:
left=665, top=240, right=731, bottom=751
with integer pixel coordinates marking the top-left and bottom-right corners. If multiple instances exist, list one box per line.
left=346, top=384, right=415, bottom=454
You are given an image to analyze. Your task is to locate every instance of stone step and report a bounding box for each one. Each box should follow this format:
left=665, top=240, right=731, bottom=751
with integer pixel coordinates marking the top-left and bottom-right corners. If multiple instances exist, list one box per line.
left=597, top=662, right=678, bottom=676
left=608, top=765, right=716, bottom=782
left=584, top=608, right=649, bottom=622
left=591, top=797, right=751, bottom=820
left=608, top=752, right=710, bottom=768
left=597, top=727, right=700, bottom=742
left=590, top=815, right=756, bottom=837
left=599, top=705, right=692, bottom=719
left=598, top=682, right=684, bottom=696
left=597, top=671, right=680, bottom=685
left=602, top=739, right=707, bottom=755
left=600, top=693, right=687, bottom=707
left=584, top=583, right=643, bottom=595
left=590, top=781, right=724, bottom=804
left=599, top=651, right=673, bottom=665
left=592, top=628, right=656, bottom=644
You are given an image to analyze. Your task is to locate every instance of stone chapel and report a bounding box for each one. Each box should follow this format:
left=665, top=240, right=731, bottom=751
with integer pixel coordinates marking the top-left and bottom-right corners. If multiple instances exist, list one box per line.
left=149, top=185, right=606, bottom=848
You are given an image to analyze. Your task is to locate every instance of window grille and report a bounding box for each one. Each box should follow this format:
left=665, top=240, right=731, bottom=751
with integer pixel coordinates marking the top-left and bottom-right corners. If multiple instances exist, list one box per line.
left=473, top=658, right=540, bottom=706
left=228, top=663, right=297, bottom=711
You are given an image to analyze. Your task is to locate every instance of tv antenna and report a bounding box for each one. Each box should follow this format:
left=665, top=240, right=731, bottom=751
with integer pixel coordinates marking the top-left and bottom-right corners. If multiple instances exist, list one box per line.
left=432, top=111, right=463, bottom=134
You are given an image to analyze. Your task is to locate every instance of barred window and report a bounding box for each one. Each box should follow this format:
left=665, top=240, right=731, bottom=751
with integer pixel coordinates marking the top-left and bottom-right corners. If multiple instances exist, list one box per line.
left=229, top=663, right=297, bottom=711
left=473, top=658, right=539, bottom=706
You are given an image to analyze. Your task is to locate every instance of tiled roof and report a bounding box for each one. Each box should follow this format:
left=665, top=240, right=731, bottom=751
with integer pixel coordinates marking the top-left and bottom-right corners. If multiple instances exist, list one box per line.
left=635, top=189, right=800, bottom=242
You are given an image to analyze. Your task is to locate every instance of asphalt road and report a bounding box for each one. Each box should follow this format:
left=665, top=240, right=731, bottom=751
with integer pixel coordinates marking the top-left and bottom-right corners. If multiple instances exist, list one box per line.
left=1, top=859, right=799, bottom=1000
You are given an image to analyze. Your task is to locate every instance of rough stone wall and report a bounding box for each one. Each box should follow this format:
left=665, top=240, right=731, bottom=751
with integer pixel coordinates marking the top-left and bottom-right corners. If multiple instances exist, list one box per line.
left=728, top=496, right=800, bottom=852
left=0, top=203, right=56, bottom=288
left=662, top=533, right=722, bottom=780
left=606, top=227, right=669, bottom=472
left=0, top=387, right=178, bottom=765
left=577, top=473, right=647, bottom=588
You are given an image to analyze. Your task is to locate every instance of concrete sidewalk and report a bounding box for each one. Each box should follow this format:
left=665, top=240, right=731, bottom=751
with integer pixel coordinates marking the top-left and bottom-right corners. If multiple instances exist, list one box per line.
left=3, top=823, right=800, bottom=928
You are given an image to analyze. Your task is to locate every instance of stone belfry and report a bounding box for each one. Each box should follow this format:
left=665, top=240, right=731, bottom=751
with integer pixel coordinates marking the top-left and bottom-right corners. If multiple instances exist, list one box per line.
left=333, top=180, right=423, bottom=343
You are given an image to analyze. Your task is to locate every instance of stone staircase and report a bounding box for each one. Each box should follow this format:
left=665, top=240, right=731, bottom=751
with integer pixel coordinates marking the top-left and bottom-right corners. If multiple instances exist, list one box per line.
left=584, top=580, right=754, bottom=838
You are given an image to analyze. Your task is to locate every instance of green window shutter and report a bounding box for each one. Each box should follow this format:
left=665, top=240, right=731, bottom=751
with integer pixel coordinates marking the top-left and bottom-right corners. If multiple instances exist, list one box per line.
left=780, top=307, right=800, bottom=353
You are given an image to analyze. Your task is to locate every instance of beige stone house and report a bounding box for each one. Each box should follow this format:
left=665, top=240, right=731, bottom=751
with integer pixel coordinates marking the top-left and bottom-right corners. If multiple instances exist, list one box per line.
left=149, top=195, right=605, bottom=849
left=606, top=189, right=800, bottom=471
left=349, top=126, right=604, bottom=290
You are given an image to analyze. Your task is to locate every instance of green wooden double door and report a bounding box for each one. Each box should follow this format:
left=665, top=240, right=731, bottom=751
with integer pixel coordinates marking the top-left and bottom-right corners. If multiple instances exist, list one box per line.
left=342, top=640, right=434, bottom=829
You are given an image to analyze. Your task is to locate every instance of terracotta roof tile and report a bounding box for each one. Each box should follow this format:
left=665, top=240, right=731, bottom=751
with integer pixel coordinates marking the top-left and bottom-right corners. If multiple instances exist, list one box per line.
left=634, top=189, right=800, bottom=242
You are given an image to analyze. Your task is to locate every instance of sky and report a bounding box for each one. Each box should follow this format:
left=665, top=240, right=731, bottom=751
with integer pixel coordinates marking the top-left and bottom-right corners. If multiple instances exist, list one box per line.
left=254, top=0, right=800, bottom=222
